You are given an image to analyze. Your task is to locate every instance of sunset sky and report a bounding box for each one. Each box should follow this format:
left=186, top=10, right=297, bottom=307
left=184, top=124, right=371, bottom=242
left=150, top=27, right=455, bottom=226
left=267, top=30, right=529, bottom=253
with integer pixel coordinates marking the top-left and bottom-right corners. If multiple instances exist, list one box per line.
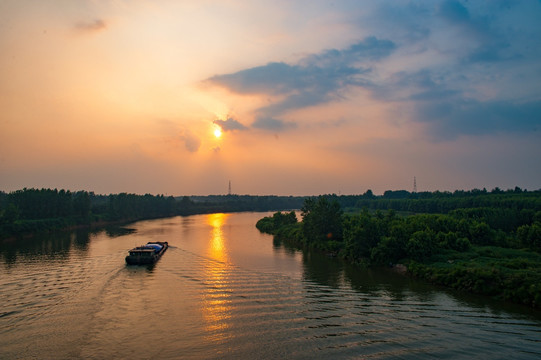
left=1, top=0, right=540, bottom=196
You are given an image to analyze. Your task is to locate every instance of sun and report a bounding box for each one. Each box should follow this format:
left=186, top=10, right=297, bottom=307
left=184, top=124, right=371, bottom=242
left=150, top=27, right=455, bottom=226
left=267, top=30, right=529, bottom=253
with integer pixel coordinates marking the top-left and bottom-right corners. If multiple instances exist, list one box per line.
left=214, top=127, right=222, bottom=138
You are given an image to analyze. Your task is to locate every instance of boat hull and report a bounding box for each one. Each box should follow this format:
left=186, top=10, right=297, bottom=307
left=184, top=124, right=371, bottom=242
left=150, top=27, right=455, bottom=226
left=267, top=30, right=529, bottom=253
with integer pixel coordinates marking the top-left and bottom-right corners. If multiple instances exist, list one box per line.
left=125, top=241, right=168, bottom=265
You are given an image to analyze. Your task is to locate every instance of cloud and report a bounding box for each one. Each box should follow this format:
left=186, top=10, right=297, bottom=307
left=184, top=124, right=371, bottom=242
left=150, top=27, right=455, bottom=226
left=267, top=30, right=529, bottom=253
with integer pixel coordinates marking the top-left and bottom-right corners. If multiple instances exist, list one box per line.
left=363, top=3, right=541, bottom=140
left=209, top=37, right=394, bottom=98
left=369, top=2, right=431, bottom=42
left=208, top=36, right=396, bottom=131
left=209, top=62, right=303, bottom=95
left=417, top=99, right=541, bottom=140
left=436, top=0, right=516, bottom=64
left=213, top=117, right=247, bottom=131
left=179, top=130, right=201, bottom=153
left=252, top=117, right=297, bottom=131
left=375, top=67, right=541, bottom=139
left=438, top=0, right=470, bottom=24
left=74, top=19, right=107, bottom=33
left=206, top=1, right=541, bottom=140
left=302, top=36, right=396, bottom=68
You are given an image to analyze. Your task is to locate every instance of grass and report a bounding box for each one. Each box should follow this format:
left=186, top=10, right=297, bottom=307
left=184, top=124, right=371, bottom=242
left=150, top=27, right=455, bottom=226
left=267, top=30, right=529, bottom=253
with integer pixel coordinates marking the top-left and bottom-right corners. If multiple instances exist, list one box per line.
left=408, top=245, right=541, bottom=307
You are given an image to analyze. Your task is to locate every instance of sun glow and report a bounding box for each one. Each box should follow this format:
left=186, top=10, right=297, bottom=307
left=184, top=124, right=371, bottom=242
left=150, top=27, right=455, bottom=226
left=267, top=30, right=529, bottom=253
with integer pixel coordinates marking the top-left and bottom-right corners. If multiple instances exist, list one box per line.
left=214, top=127, right=222, bottom=138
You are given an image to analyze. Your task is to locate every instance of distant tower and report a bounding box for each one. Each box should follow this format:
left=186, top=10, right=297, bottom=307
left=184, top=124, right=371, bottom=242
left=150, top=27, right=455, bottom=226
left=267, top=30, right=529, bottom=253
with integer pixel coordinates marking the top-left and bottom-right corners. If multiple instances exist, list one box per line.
left=413, top=176, right=417, bottom=193
left=228, top=180, right=232, bottom=195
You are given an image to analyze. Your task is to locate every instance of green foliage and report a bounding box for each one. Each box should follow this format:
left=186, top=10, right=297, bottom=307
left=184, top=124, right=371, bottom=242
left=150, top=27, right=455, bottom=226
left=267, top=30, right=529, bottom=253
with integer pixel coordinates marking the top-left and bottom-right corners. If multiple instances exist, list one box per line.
left=343, top=210, right=381, bottom=259
left=106, top=193, right=176, bottom=221
left=188, top=194, right=305, bottom=213
left=1, top=203, right=20, bottom=224
left=301, top=196, right=343, bottom=248
left=273, top=211, right=297, bottom=228
left=257, top=189, right=541, bottom=307
left=406, top=229, right=437, bottom=261
left=256, top=211, right=297, bottom=234
left=178, top=196, right=196, bottom=216
left=370, top=236, right=407, bottom=264
left=8, top=188, right=75, bottom=219
left=255, top=217, right=275, bottom=233
left=436, top=232, right=471, bottom=251
left=274, top=222, right=302, bottom=241
left=0, top=189, right=305, bottom=238
left=469, top=221, right=494, bottom=245
left=517, top=222, right=541, bottom=251
left=352, top=190, right=541, bottom=227
left=408, top=246, right=541, bottom=307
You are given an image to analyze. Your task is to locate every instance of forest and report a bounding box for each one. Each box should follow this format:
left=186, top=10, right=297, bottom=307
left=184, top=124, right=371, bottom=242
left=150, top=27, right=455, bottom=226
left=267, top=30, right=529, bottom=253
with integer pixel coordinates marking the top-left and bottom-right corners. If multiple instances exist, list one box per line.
left=256, top=190, right=541, bottom=308
left=0, top=188, right=305, bottom=238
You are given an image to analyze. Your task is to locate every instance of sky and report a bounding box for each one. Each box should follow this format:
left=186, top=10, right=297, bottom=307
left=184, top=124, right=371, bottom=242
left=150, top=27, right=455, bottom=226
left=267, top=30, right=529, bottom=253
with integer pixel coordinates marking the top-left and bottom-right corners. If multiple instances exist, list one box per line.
left=0, top=0, right=540, bottom=196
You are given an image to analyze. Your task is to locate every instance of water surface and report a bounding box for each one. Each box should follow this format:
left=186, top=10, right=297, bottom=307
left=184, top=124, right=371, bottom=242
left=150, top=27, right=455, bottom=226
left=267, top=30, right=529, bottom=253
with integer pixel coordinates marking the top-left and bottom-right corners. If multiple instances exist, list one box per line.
left=1, top=212, right=540, bottom=359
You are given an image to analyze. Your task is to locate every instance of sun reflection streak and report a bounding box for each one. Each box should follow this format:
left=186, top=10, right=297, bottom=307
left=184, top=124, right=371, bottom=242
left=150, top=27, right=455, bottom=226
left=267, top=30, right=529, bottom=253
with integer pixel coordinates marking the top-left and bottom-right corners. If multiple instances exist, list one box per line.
left=202, top=213, right=232, bottom=343
left=207, top=213, right=229, bottom=262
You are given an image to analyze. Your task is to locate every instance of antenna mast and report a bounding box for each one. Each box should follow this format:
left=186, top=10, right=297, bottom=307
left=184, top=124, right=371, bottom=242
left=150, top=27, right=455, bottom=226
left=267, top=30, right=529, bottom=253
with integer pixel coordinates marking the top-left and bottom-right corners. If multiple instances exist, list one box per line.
left=228, top=180, right=232, bottom=195
left=413, top=176, right=417, bottom=193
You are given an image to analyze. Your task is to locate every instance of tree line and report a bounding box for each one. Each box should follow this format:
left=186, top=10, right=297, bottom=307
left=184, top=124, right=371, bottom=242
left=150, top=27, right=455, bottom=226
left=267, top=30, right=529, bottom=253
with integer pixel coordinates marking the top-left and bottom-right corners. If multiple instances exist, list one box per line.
left=256, top=192, right=541, bottom=308
left=0, top=188, right=305, bottom=238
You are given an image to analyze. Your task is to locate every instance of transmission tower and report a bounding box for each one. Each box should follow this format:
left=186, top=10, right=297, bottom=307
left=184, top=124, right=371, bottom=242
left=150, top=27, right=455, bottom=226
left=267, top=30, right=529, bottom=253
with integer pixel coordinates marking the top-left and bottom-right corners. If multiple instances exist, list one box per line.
left=228, top=180, right=232, bottom=195
left=413, top=176, right=417, bottom=193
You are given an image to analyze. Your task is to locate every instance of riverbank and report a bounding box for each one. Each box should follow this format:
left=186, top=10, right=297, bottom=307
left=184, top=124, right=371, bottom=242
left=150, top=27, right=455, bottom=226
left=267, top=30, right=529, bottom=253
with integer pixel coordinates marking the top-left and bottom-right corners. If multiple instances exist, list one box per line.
left=0, top=217, right=137, bottom=242
left=256, top=196, right=541, bottom=309
left=0, top=188, right=305, bottom=240
left=266, top=224, right=541, bottom=308
left=406, top=247, right=541, bottom=307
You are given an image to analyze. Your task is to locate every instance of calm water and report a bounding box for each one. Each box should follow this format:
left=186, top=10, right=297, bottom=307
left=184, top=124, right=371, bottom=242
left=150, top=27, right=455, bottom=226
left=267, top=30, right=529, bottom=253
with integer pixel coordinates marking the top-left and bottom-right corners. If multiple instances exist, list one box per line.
left=1, top=212, right=540, bottom=359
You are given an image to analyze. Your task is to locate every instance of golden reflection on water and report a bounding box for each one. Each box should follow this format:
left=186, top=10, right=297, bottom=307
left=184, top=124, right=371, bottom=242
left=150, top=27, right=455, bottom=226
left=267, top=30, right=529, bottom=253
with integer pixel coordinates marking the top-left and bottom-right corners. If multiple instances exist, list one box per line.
left=207, top=213, right=229, bottom=262
left=202, top=213, right=232, bottom=342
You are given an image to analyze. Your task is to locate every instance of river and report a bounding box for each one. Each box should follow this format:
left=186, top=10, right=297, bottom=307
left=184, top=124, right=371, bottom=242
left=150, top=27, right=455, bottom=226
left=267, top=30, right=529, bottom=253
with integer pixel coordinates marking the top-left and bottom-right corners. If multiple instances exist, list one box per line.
left=1, top=212, right=540, bottom=359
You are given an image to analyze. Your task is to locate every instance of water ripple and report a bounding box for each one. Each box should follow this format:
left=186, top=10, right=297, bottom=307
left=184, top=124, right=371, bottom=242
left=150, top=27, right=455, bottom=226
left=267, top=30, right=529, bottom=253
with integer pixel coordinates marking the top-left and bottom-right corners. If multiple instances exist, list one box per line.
left=2, top=216, right=541, bottom=359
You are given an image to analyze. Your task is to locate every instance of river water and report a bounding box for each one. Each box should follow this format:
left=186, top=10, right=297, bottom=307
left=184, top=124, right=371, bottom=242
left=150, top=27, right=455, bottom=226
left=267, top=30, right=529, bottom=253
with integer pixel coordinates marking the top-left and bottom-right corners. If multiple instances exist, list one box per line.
left=1, top=212, right=540, bottom=359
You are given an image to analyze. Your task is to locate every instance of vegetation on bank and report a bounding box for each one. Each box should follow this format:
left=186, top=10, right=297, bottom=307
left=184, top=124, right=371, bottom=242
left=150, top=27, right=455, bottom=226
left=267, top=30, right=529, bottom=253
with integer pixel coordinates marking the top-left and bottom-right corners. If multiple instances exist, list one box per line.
left=0, top=188, right=305, bottom=238
left=3, top=187, right=540, bottom=306
left=256, top=191, right=541, bottom=308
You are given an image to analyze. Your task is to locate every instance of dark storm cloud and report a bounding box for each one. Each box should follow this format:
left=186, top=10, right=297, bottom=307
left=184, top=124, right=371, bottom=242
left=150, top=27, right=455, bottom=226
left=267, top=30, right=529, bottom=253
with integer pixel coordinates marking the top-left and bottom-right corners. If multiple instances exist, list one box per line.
left=208, top=36, right=396, bottom=131
left=213, top=117, right=247, bottom=131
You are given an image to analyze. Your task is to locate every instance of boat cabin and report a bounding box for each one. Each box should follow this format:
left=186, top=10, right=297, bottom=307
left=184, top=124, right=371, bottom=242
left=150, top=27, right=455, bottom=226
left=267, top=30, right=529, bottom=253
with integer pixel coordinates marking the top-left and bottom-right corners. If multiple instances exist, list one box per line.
left=129, top=249, right=155, bottom=258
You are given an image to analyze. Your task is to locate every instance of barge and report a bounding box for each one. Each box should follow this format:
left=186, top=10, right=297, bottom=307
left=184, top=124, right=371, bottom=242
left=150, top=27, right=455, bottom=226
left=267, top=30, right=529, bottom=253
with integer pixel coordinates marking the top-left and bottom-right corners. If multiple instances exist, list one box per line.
left=125, top=241, right=168, bottom=265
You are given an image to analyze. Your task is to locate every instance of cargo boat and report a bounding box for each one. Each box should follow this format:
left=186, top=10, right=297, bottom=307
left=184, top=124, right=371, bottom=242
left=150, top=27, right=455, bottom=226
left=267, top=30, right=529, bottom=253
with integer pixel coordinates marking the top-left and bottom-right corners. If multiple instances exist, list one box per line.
left=125, top=241, right=168, bottom=265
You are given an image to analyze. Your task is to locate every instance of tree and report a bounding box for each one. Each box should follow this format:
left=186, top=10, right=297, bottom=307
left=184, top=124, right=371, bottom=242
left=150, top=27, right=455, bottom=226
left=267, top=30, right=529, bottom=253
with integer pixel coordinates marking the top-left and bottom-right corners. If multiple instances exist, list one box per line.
left=363, top=189, right=375, bottom=199
left=73, top=191, right=91, bottom=219
left=470, top=221, right=493, bottom=245
left=301, top=196, right=343, bottom=248
left=517, top=222, right=541, bottom=251
left=406, top=229, right=437, bottom=261
left=272, top=211, right=297, bottom=228
left=343, top=210, right=382, bottom=259
left=1, top=203, right=20, bottom=224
